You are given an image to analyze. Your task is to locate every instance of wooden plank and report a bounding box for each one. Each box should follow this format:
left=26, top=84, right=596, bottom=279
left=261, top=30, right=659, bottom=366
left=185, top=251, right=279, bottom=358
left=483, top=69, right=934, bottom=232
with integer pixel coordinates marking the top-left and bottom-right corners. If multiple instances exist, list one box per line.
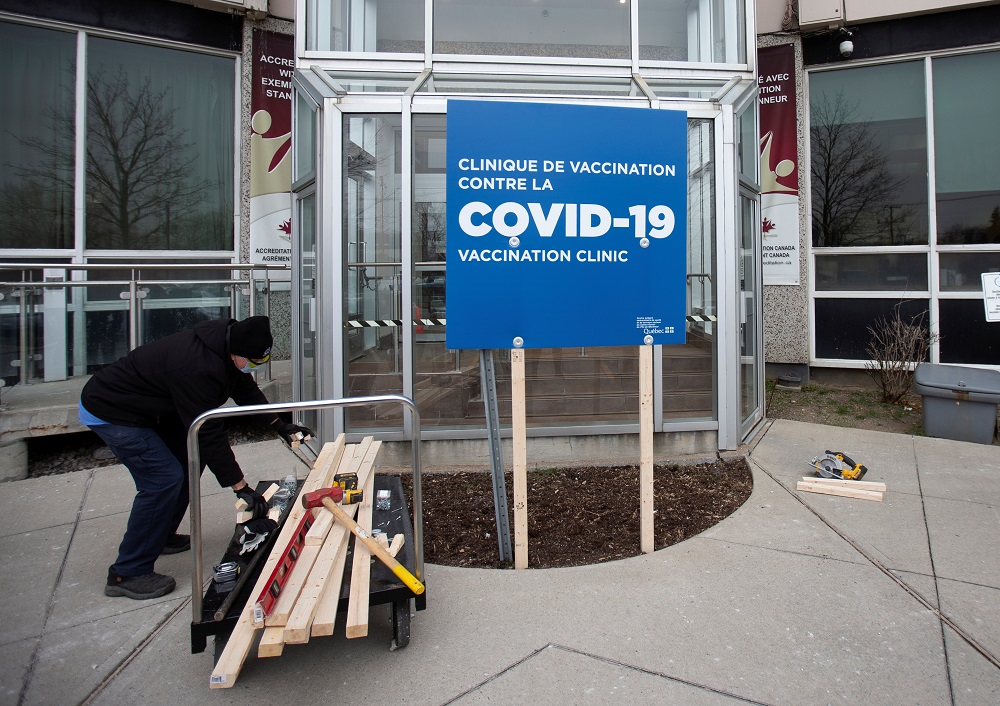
left=305, top=438, right=371, bottom=545
left=309, top=537, right=350, bottom=637
left=796, top=481, right=884, bottom=502
left=264, top=441, right=365, bottom=624
left=802, top=477, right=887, bottom=492
left=257, top=626, right=285, bottom=658
left=345, top=470, right=377, bottom=638
left=261, top=483, right=279, bottom=501
left=639, top=344, right=654, bottom=554
left=512, top=348, right=528, bottom=570
left=283, top=440, right=382, bottom=643
left=209, top=436, right=345, bottom=689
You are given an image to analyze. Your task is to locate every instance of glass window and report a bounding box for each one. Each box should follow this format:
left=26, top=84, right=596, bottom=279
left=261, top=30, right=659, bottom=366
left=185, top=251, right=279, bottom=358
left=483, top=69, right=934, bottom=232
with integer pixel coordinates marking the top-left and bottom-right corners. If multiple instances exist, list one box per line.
left=419, top=73, right=634, bottom=96
left=0, top=22, right=76, bottom=250
left=294, top=92, right=316, bottom=183
left=814, top=298, right=928, bottom=360
left=737, top=100, right=756, bottom=182
left=938, top=299, right=1000, bottom=365
left=639, top=0, right=744, bottom=64
left=85, top=38, right=235, bottom=251
left=939, top=253, right=1000, bottom=292
left=306, top=0, right=423, bottom=53
left=433, top=0, right=629, bottom=60
left=809, top=62, right=928, bottom=247
left=933, top=51, right=1000, bottom=245
left=815, top=253, right=927, bottom=291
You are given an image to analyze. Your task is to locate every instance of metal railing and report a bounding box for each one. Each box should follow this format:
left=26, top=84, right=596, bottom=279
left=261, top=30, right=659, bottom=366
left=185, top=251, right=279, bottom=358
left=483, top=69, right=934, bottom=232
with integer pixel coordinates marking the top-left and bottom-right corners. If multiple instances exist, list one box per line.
left=186, top=395, right=424, bottom=621
left=0, top=262, right=289, bottom=385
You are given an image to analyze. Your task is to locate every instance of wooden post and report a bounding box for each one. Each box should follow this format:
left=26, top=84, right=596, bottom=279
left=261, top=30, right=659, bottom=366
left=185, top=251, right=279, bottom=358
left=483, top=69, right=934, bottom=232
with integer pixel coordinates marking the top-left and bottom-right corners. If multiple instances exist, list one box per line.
left=512, top=348, right=528, bottom=569
left=639, top=343, right=654, bottom=554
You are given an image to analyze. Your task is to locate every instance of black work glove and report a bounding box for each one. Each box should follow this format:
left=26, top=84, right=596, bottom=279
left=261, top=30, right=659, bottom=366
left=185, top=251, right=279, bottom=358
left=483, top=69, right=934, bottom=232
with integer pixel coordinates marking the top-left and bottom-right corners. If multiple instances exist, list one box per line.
left=243, top=517, right=278, bottom=535
left=273, top=420, right=314, bottom=447
left=234, top=485, right=268, bottom=519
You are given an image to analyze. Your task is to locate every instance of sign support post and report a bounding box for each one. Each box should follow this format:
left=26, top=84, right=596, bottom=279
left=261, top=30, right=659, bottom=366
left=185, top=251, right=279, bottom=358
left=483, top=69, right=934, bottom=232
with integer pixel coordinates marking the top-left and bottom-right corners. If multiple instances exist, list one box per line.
left=511, top=348, right=528, bottom=569
left=640, top=341, right=654, bottom=553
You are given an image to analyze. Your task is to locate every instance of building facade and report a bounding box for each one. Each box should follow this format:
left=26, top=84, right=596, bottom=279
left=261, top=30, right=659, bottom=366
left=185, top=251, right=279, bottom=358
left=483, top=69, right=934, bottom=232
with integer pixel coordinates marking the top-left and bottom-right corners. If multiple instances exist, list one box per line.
left=757, top=0, right=1000, bottom=380
left=287, top=0, right=764, bottom=459
left=1, top=0, right=765, bottom=463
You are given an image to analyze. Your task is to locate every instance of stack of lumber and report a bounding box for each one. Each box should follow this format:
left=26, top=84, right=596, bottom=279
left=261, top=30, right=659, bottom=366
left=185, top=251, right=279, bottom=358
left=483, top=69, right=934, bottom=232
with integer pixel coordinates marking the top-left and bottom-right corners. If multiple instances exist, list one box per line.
left=796, top=476, right=886, bottom=501
left=211, top=434, right=394, bottom=688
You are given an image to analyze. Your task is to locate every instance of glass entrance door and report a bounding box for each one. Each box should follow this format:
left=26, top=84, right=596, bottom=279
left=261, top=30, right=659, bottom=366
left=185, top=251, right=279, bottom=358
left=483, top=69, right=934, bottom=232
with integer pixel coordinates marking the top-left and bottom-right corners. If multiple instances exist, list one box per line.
left=739, top=190, right=763, bottom=436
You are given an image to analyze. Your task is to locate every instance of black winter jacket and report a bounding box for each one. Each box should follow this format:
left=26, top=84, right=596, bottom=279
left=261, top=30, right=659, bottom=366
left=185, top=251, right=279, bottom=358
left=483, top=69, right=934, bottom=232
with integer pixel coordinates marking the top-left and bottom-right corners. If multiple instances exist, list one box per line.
left=81, top=319, right=278, bottom=487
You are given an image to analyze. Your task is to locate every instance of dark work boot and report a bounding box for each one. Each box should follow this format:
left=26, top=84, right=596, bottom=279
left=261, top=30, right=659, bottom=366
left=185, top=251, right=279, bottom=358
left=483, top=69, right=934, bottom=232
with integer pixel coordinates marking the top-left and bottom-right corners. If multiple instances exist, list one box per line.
left=161, top=533, right=191, bottom=555
left=105, top=568, right=176, bottom=600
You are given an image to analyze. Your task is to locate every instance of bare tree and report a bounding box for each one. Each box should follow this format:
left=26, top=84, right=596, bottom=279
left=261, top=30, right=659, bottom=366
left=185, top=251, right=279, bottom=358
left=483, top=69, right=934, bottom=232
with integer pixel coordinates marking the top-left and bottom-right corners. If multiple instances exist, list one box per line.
left=810, top=91, right=910, bottom=247
left=865, top=305, right=939, bottom=403
left=85, top=69, right=216, bottom=249
left=3, top=68, right=217, bottom=250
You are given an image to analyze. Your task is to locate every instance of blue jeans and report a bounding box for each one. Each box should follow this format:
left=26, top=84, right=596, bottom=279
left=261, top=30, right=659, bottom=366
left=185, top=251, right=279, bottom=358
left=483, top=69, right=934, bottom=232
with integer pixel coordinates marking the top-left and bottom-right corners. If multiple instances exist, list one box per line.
left=89, top=422, right=195, bottom=577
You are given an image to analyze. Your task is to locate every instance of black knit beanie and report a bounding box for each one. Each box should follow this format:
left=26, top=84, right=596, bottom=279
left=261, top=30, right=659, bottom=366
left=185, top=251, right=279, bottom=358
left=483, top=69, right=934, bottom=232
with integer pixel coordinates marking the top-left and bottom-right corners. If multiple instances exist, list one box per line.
left=229, top=316, right=273, bottom=359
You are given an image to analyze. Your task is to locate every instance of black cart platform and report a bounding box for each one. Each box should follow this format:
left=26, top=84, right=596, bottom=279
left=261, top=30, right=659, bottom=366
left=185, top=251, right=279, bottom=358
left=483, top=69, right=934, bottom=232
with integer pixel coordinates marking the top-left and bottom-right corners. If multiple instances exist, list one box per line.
left=191, top=475, right=425, bottom=655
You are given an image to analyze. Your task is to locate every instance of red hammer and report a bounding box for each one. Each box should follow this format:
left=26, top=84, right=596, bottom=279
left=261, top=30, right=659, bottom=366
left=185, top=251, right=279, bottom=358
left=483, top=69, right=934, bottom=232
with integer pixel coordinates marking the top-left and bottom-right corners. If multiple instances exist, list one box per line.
left=301, top=488, right=425, bottom=596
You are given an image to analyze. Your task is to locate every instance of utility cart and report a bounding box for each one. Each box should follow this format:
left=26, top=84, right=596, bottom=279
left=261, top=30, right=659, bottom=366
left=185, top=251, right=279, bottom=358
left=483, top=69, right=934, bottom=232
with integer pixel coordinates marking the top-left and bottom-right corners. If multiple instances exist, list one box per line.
left=184, top=395, right=426, bottom=665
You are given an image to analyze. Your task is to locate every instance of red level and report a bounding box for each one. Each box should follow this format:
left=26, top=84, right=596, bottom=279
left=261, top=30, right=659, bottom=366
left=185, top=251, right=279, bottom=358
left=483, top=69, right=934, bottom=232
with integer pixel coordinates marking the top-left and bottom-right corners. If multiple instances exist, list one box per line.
left=254, top=510, right=316, bottom=620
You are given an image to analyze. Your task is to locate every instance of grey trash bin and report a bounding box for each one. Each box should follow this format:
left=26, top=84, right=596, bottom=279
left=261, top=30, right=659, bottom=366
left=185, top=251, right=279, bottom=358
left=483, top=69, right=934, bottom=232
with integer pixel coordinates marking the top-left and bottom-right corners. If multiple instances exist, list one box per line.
left=913, top=363, right=1000, bottom=445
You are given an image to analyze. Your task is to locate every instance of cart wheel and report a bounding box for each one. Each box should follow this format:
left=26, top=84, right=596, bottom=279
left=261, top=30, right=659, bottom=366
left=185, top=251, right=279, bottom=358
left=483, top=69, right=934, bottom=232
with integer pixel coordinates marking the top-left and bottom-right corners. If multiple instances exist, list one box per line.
left=390, top=598, right=411, bottom=651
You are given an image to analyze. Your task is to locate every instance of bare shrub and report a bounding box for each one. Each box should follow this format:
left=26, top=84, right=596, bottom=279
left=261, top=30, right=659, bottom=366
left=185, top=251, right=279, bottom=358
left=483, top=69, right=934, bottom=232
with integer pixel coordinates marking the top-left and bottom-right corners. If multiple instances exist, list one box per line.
left=865, top=308, right=939, bottom=404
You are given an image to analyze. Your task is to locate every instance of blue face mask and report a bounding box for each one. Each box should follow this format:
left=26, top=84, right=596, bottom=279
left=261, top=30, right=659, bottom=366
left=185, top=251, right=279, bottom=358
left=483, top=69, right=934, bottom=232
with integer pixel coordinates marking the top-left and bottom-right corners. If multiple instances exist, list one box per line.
left=239, top=361, right=253, bottom=374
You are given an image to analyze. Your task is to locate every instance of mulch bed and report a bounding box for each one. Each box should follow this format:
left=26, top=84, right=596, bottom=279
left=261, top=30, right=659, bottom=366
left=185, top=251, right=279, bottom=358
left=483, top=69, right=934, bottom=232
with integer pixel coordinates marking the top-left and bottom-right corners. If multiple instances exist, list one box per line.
left=400, top=458, right=752, bottom=569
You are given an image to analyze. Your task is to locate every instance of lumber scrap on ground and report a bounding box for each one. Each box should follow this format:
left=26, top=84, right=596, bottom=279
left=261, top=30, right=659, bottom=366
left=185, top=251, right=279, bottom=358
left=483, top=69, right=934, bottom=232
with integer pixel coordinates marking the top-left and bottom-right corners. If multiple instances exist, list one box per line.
left=801, top=476, right=887, bottom=492
left=796, top=480, right=884, bottom=501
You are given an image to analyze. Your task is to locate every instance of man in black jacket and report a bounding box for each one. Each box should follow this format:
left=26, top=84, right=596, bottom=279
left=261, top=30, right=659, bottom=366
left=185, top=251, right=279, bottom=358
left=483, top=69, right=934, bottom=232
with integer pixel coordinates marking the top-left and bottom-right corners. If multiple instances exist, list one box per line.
left=79, top=316, right=312, bottom=600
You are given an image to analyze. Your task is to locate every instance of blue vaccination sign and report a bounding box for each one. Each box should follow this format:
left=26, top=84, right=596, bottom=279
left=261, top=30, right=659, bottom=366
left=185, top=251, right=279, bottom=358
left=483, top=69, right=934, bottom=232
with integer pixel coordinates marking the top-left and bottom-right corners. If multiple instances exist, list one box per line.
left=445, top=100, right=688, bottom=350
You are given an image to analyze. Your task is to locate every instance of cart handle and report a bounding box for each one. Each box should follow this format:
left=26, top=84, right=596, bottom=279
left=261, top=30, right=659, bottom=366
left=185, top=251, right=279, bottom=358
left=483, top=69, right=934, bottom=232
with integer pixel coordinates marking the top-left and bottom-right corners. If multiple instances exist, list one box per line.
left=186, top=395, right=422, bottom=621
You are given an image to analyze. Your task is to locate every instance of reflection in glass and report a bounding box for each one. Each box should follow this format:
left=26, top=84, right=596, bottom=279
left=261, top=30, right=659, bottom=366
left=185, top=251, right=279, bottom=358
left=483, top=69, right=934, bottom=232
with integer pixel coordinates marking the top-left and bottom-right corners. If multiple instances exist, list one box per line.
left=737, top=100, right=756, bottom=182
left=815, top=298, right=928, bottom=360
left=810, top=62, right=927, bottom=247
left=0, top=22, right=76, bottom=249
left=934, top=51, right=1000, bottom=245
left=814, top=253, right=927, bottom=291
left=306, top=0, right=423, bottom=53
left=639, top=0, right=744, bottom=63
left=939, top=253, right=1000, bottom=292
left=434, top=0, right=628, bottom=59
left=939, top=299, right=1000, bottom=365
left=294, top=93, right=316, bottom=182
left=419, top=74, right=634, bottom=96
left=344, top=115, right=404, bottom=431
left=739, top=194, right=759, bottom=426
left=667, top=119, right=716, bottom=422
left=86, top=38, right=234, bottom=250
left=298, top=193, right=318, bottom=433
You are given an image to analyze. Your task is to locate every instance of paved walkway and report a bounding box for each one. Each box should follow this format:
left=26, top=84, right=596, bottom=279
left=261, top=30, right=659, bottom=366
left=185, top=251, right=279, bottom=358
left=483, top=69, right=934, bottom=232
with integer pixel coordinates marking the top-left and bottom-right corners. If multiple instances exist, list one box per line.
left=2, top=419, right=999, bottom=705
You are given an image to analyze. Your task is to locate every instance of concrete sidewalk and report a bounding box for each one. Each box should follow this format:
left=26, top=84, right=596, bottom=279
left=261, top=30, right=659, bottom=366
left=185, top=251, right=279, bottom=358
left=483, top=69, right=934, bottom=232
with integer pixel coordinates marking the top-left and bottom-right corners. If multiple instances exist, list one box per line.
left=2, top=420, right=999, bottom=705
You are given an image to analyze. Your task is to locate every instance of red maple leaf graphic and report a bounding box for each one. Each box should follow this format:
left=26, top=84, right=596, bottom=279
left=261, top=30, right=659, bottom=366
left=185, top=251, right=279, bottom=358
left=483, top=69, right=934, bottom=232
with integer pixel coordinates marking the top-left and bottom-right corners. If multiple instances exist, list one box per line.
left=278, top=219, right=292, bottom=234
left=762, top=217, right=776, bottom=234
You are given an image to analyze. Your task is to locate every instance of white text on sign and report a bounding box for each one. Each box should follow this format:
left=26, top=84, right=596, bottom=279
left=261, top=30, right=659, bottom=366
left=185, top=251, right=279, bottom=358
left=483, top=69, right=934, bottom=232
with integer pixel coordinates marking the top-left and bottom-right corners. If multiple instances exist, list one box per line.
left=458, top=202, right=676, bottom=240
